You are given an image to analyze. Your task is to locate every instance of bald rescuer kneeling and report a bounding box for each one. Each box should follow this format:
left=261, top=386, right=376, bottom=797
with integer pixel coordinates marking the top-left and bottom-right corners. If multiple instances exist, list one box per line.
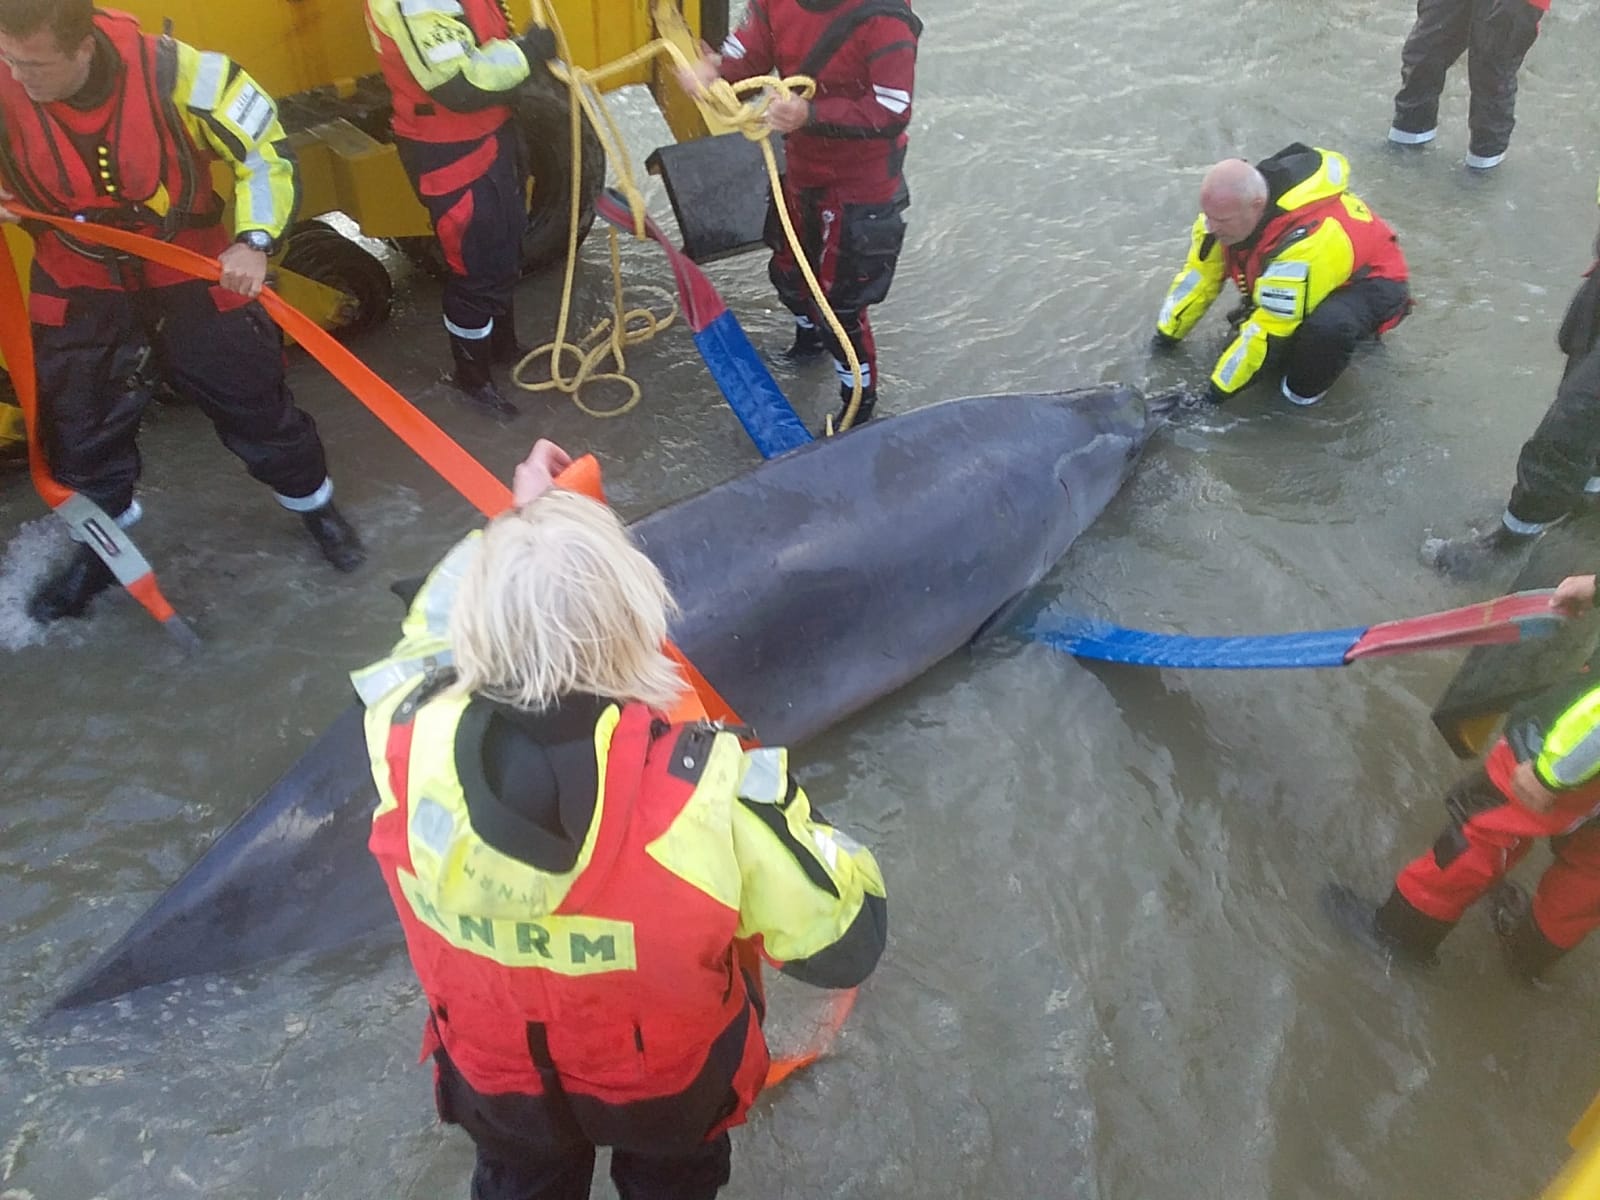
left=1154, top=145, right=1412, bottom=408
left=356, top=439, right=887, bottom=1200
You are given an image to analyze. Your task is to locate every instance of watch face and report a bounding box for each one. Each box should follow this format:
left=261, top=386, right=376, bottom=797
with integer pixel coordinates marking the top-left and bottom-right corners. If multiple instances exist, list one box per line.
left=244, top=232, right=272, bottom=251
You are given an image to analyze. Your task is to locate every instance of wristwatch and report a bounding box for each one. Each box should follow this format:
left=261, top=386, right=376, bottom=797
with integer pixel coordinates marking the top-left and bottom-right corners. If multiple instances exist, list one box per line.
left=237, top=229, right=275, bottom=254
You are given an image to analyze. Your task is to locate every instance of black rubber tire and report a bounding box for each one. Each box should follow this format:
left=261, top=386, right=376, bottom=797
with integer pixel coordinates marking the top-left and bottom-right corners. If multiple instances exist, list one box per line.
left=278, top=220, right=395, bottom=336
left=514, top=72, right=607, bottom=275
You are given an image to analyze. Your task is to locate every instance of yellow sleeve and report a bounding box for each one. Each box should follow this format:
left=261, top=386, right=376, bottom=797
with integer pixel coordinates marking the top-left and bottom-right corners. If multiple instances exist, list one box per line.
left=366, top=0, right=531, bottom=108
left=1210, top=217, right=1356, bottom=396
left=170, top=41, right=299, bottom=240
left=1156, top=213, right=1227, bottom=340
left=730, top=747, right=887, bottom=988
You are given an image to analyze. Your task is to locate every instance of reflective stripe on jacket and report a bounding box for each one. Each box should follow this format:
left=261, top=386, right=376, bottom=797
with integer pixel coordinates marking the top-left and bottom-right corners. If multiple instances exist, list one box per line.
left=0, top=8, right=298, bottom=289
left=366, top=0, right=529, bottom=143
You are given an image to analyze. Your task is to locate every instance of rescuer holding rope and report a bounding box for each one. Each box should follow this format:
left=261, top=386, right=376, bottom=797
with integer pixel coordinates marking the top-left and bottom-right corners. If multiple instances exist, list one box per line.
left=680, top=0, right=920, bottom=430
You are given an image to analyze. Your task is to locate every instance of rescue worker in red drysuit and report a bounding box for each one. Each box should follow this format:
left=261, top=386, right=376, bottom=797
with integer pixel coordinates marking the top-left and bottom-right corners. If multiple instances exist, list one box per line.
left=366, top=0, right=558, bottom=416
left=357, top=439, right=888, bottom=1200
left=681, top=0, right=920, bottom=430
left=0, top=0, right=364, bottom=623
left=1154, top=145, right=1411, bottom=408
left=1357, top=570, right=1600, bottom=979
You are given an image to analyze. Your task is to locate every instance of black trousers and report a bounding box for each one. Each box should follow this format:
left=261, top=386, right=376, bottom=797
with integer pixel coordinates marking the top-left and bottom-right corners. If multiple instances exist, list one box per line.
left=31, top=272, right=328, bottom=517
left=1507, top=270, right=1600, bottom=524
left=397, top=123, right=528, bottom=338
left=764, top=178, right=910, bottom=391
left=470, top=1136, right=731, bottom=1200
left=1392, top=0, right=1543, bottom=157
left=1278, top=277, right=1411, bottom=399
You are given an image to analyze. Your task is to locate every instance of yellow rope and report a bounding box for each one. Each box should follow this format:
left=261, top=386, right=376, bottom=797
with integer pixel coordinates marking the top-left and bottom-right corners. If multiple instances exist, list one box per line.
left=512, top=6, right=867, bottom=433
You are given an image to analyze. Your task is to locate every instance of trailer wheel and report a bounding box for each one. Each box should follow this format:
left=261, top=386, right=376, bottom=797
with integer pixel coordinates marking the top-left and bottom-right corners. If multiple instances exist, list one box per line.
left=278, top=220, right=395, bottom=336
left=514, top=73, right=607, bottom=275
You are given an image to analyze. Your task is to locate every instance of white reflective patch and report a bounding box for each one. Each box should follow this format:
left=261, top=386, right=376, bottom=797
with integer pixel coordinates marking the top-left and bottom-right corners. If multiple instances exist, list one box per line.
left=1257, top=286, right=1300, bottom=318
left=1159, top=269, right=1201, bottom=327
left=1216, top=324, right=1260, bottom=386
left=411, top=796, right=456, bottom=858
left=720, top=34, right=746, bottom=59
left=738, top=748, right=786, bottom=804
left=474, top=41, right=526, bottom=70
left=225, top=85, right=274, bottom=142
left=400, top=0, right=465, bottom=14
left=835, top=360, right=872, bottom=387
left=811, top=828, right=840, bottom=871
left=274, top=477, right=334, bottom=512
left=873, top=85, right=910, bottom=114
left=190, top=51, right=227, bottom=110
left=1326, top=156, right=1346, bottom=186
left=425, top=39, right=468, bottom=63
left=444, top=315, right=493, bottom=339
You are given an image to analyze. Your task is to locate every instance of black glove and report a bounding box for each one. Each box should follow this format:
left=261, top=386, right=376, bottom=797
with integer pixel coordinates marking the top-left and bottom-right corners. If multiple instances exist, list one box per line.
left=1223, top=301, right=1253, bottom=332
left=1150, top=329, right=1180, bottom=351
left=1203, top=381, right=1226, bottom=406
left=518, top=23, right=558, bottom=65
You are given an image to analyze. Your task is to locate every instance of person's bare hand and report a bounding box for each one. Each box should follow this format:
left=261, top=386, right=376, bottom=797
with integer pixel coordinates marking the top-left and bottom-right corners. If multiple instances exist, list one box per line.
left=512, top=438, right=574, bottom=506
left=674, top=42, right=721, bottom=98
left=217, top=242, right=268, bottom=298
left=1551, top=573, right=1597, bottom=617
left=1509, top=759, right=1559, bottom=815
left=765, top=96, right=810, bottom=134
left=0, top=186, right=22, bottom=224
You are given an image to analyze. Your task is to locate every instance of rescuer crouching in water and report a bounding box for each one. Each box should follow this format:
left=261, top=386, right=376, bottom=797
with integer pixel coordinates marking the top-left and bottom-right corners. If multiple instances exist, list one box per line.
left=1153, top=145, right=1412, bottom=409
left=356, top=439, right=888, bottom=1200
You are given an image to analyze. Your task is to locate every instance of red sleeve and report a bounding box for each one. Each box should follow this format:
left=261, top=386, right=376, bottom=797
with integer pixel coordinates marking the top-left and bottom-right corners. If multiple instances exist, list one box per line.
left=717, top=0, right=776, bottom=82
left=806, top=16, right=917, bottom=140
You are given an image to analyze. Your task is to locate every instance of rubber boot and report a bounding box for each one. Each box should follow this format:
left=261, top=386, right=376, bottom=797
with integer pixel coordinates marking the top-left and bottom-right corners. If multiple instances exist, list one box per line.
left=449, top=333, right=518, bottom=417
left=27, top=543, right=116, bottom=623
left=489, top=307, right=529, bottom=367
left=301, top=502, right=366, bottom=573
left=832, top=384, right=877, bottom=433
left=1420, top=520, right=1541, bottom=580
left=780, top=319, right=828, bottom=364
left=1489, top=883, right=1569, bottom=981
left=1372, top=886, right=1454, bottom=965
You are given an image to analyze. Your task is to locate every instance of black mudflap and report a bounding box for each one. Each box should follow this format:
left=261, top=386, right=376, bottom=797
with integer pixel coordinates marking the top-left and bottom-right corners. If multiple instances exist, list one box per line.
left=646, top=132, right=786, bottom=263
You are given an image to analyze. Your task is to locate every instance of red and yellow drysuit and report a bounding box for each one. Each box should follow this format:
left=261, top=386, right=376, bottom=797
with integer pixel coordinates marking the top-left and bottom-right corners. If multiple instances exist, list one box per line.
left=1385, top=676, right=1600, bottom=977
left=366, top=0, right=556, bottom=381
left=1157, top=144, right=1411, bottom=404
left=0, top=7, right=329, bottom=520
left=357, top=534, right=887, bottom=1197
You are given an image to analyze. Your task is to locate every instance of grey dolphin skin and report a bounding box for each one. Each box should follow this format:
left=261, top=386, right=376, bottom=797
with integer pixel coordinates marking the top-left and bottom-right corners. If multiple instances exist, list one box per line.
left=51, top=387, right=1157, bottom=1011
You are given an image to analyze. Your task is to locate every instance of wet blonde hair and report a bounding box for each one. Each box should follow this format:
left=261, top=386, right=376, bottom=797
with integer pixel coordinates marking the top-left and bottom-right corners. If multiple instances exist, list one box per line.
left=450, top=491, right=683, bottom=712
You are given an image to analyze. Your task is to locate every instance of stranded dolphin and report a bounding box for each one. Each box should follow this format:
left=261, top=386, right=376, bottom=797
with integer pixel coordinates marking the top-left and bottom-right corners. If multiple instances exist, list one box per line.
left=53, top=387, right=1158, bottom=1010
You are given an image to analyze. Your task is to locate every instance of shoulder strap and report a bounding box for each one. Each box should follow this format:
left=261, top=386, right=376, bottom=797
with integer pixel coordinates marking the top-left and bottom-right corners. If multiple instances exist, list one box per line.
left=798, top=0, right=921, bottom=81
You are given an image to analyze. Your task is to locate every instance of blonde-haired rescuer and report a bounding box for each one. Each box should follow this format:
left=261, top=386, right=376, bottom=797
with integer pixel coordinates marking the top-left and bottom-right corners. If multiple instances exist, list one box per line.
left=1153, top=145, right=1412, bottom=409
left=0, top=0, right=363, bottom=623
left=357, top=439, right=887, bottom=1200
